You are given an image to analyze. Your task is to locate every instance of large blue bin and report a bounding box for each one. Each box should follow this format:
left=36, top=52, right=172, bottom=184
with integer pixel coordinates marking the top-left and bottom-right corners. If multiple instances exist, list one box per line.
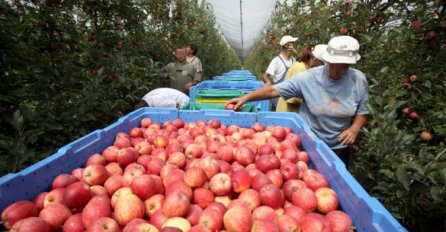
left=0, top=108, right=406, bottom=232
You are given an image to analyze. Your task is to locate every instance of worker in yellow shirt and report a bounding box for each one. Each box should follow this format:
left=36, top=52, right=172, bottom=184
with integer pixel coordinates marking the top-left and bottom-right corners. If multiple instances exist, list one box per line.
left=276, top=44, right=327, bottom=112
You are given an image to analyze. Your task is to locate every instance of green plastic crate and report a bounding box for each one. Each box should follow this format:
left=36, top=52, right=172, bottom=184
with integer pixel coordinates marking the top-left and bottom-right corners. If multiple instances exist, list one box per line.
left=195, top=89, right=244, bottom=99
left=181, top=103, right=257, bottom=112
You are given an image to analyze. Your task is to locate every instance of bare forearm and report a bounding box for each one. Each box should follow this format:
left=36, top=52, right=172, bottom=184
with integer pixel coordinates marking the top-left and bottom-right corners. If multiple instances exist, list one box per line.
left=196, top=72, right=203, bottom=82
left=240, top=85, right=280, bottom=103
left=350, top=114, right=368, bottom=132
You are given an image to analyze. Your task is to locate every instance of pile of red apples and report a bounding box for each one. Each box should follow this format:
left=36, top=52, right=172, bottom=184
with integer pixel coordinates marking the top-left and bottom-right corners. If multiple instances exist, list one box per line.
left=1, top=118, right=354, bottom=232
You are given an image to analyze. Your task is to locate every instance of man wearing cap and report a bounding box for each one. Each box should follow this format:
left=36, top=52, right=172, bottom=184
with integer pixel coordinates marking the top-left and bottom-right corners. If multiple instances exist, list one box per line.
left=135, top=88, right=190, bottom=109
left=276, top=44, right=327, bottom=112
left=262, top=35, right=298, bottom=111
left=226, top=36, right=369, bottom=169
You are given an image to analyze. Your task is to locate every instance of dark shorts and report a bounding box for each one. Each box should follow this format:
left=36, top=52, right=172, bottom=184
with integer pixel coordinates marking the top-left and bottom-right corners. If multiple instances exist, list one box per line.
left=332, top=147, right=352, bottom=169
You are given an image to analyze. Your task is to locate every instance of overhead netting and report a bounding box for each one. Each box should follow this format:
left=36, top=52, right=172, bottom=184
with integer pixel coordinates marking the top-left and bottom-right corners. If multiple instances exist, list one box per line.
left=208, top=0, right=278, bottom=61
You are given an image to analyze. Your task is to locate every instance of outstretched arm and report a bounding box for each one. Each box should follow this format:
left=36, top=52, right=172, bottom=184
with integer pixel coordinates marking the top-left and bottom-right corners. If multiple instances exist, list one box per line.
left=226, top=85, right=280, bottom=111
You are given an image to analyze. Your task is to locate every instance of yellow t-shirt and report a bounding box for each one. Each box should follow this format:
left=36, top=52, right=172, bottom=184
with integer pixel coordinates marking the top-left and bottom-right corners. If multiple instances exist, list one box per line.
left=276, top=62, right=309, bottom=112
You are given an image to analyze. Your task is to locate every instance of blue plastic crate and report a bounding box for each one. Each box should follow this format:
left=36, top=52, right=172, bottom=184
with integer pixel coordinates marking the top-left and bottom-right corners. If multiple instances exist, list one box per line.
left=0, top=108, right=406, bottom=232
left=212, top=75, right=257, bottom=81
left=225, top=70, right=253, bottom=75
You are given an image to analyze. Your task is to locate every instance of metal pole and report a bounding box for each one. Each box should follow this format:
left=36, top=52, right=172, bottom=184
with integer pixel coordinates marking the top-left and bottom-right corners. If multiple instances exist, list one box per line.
left=239, top=0, right=244, bottom=60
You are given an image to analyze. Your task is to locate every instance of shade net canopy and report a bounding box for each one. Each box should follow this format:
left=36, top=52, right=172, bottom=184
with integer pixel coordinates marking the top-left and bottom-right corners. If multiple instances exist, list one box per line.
left=208, top=0, right=278, bottom=62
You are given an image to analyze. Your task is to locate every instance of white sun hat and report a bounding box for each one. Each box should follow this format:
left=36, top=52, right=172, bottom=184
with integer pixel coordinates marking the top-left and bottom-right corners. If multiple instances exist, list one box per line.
left=321, top=36, right=361, bottom=64
left=279, top=35, right=298, bottom=46
left=312, top=44, right=328, bottom=62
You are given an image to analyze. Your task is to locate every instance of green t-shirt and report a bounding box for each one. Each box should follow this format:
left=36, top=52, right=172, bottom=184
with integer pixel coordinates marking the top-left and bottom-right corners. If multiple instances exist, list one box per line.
left=166, top=61, right=197, bottom=94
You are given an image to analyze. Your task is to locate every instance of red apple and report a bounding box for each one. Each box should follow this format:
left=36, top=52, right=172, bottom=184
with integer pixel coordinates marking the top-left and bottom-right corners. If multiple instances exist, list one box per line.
left=282, top=149, right=299, bottom=163
left=325, top=210, right=354, bottom=232
left=162, top=217, right=191, bottom=232
left=252, top=206, right=278, bottom=223
left=278, top=215, right=299, bottom=232
left=82, top=195, right=112, bottom=228
left=238, top=188, right=261, bottom=211
left=235, top=146, right=255, bottom=166
left=86, top=153, right=106, bottom=166
left=283, top=179, right=307, bottom=201
left=39, top=203, right=72, bottom=230
left=162, top=227, right=184, bottom=232
left=135, top=141, right=152, bottom=155
left=251, top=122, right=265, bottom=132
left=223, top=205, right=252, bottom=232
left=154, top=136, right=169, bottom=148
left=103, top=146, right=120, bottom=163
left=104, top=175, right=123, bottom=195
left=122, top=219, right=156, bottom=232
left=167, top=151, right=187, bottom=168
left=303, top=172, right=330, bottom=191
left=256, top=155, right=281, bottom=174
left=146, top=157, right=165, bottom=175
left=199, top=157, right=220, bottom=179
left=149, top=209, right=168, bottom=230
left=198, top=207, right=224, bottom=231
left=184, top=167, right=207, bottom=188
left=230, top=169, right=252, bottom=193
left=130, top=174, right=156, bottom=200
left=144, top=194, right=165, bottom=217
left=193, top=188, right=214, bottom=209
left=114, top=193, right=145, bottom=225
left=163, top=191, right=190, bottom=218
left=83, top=164, right=108, bottom=186
left=186, top=204, right=202, bottom=226
left=1, top=201, right=38, bottom=229
left=259, top=184, right=284, bottom=209
left=129, top=127, right=143, bottom=138
left=297, top=151, right=309, bottom=163
left=258, top=144, right=275, bottom=156
left=172, top=119, right=185, bottom=129
left=251, top=219, right=280, bottom=232
left=43, top=188, right=65, bottom=207
left=185, top=144, right=203, bottom=159
left=209, top=173, right=232, bottom=196
left=272, top=127, right=287, bottom=141
left=285, top=133, right=301, bottom=146
left=216, top=145, right=234, bottom=162
left=280, top=162, right=300, bottom=181
left=292, top=188, right=317, bottom=212
left=114, top=137, right=132, bottom=149
left=63, top=181, right=92, bottom=208
left=122, top=167, right=145, bottom=187
left=86, top=217, right=120, bottom=232
left=315, top=187, right=339, bottom=214
left=117, top=147, right=137, bottom=168
left=209, top=120, right=221, bottom=129
left=298, top=213, right=330, bottom=232
left=32, top=192, right=48, bottom=210
left=52, top=174, right=77, bottom=189
left=251, top=172, right=273, bottom=191
left=284, top=205, right=306, bottom=221
left=165, top=180, right=193, bottom=199
left=10, top=217, right=50, bottom=232
left=105, top=162, right=123, bottom=176
left=266, top=169, right=283, bottom=188
left=63, top=213, right=84, bottom=232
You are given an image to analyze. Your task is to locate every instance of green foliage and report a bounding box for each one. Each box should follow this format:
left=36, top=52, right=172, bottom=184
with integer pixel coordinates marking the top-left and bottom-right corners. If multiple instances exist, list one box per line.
left=245, top=0, right=446, bottom=230
left=0, top=0, right=240, bottom=176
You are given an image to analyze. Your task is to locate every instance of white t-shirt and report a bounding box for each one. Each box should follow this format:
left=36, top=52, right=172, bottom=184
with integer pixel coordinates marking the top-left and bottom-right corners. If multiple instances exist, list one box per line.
left=142, top=88, right=190, bottom=108
left=187, top=56, right=203, bottom=73
left=265, top=54, right=295, bottom=84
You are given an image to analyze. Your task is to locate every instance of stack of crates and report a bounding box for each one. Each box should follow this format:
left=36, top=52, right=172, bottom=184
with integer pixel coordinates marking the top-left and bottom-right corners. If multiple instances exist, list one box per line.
left=188, top=80, right=269, bottom=111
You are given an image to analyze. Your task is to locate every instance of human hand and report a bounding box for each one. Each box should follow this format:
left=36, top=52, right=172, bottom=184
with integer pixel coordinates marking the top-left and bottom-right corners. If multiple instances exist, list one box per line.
left=338, top=127, right=360, bottom=145
left=184, top=82, right=194, bottom=91
left=225, top=97, right=245, bottom=111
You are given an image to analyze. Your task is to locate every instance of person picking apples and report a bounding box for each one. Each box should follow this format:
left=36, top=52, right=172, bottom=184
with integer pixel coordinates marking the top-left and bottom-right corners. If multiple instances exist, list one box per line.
left=226, top=36, right=369, bottom=169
